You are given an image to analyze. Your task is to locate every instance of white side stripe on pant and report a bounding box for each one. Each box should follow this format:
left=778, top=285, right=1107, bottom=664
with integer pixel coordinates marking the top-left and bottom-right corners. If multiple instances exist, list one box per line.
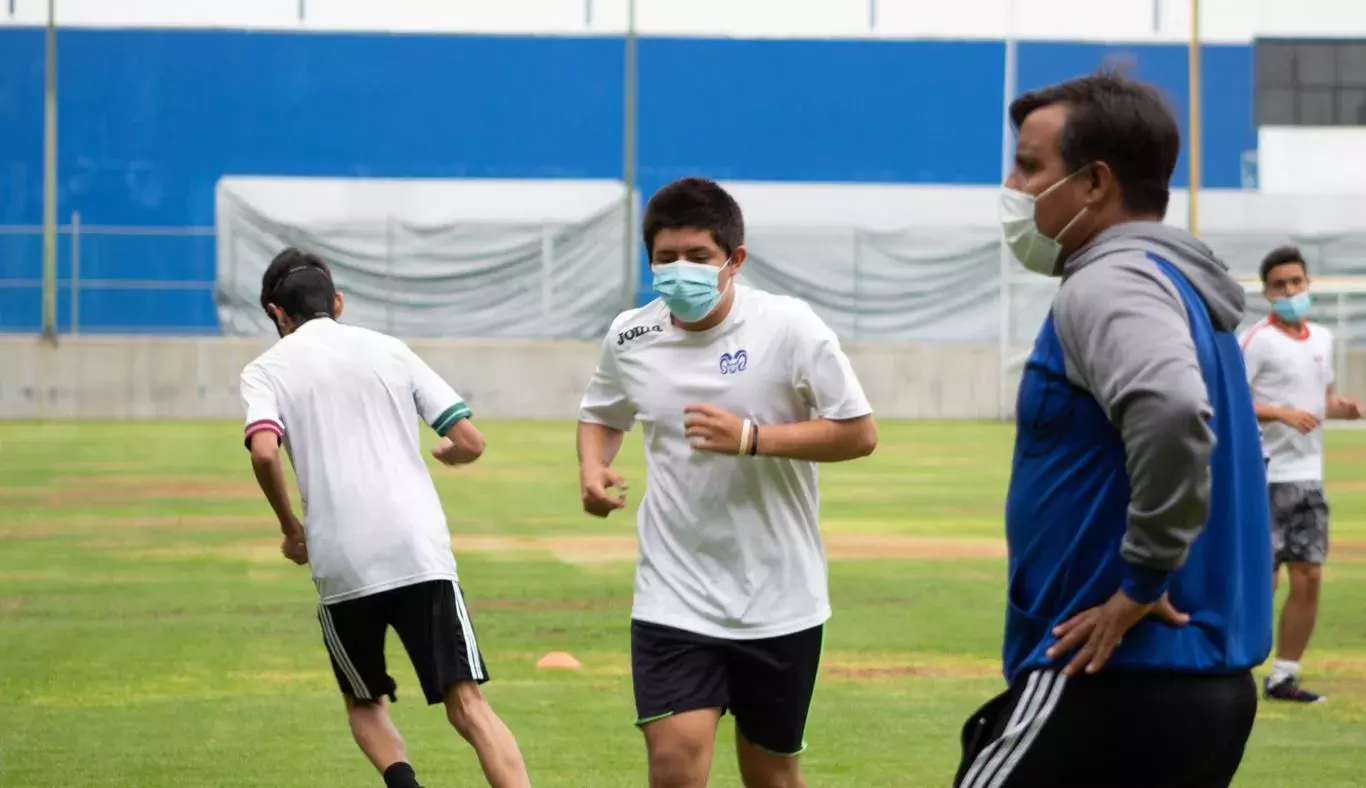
left=318, top=604, right=371, bottom=699
left=451, top=582, right=485, bottom=681
left=962, top=670, right=1069, bottom=788
left=960, top=672, right=1042, bottom=788
left=988, top=672, right=1068, bottom=788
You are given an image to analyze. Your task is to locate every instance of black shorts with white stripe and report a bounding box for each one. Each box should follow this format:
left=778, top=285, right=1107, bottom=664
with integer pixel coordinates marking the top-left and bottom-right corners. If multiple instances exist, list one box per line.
left=954, top=668, right=1256, bottom=788
left=317, top=579, right=488, bottom=705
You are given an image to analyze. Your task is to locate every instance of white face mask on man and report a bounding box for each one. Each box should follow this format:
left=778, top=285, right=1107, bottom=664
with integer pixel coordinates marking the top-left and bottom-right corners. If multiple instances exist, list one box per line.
left=998, top=168, right=1092, bottom=277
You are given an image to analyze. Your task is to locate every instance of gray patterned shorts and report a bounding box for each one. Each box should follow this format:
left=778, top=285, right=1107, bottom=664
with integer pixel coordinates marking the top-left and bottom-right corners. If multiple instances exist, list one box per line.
left=1269, top=482, right=1330, bottom=566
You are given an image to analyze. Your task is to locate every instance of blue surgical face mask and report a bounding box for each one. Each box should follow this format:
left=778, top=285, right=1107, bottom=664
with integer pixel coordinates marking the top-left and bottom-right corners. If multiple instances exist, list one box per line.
left=652, top=260, right=732, bottom=323
left=1273, top=291, right=1312, bottom=323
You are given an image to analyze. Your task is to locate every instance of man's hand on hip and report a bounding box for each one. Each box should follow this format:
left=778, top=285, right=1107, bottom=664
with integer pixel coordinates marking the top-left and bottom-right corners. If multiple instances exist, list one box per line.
left=1046, top=588, right=1190, bottom=677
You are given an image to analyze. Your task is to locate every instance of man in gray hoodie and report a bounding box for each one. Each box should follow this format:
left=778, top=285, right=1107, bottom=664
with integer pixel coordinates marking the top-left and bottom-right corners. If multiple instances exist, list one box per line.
left=955, top=73, right=1272, bottom=788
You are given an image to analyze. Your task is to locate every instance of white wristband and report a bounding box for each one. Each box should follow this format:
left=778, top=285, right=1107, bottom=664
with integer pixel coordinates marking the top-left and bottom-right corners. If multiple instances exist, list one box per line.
left=739, top=418, right=754, bottom=456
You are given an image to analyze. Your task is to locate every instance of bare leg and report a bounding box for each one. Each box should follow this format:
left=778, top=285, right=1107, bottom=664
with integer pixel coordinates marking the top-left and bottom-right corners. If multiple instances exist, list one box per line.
left=641, top=708, right=722, bottom=788
left=735, top=728, right=806, bottom=788
left=444, top=681, right=531, bottom=788
left=1277, top=562, right=1322, bottom=662
left=346, top=696, right=409, bottom=773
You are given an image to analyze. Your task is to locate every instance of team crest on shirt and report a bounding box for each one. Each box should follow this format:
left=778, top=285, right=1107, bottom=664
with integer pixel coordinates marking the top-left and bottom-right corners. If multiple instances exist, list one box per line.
left=719, top=350, right=749, bottom=374
left=617, top=324, right=664, bottom=345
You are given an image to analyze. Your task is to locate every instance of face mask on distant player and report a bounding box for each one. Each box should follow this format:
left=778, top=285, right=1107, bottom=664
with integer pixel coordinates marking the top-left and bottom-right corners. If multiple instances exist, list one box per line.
left=999, top=168, right=1091, bottom=277
left=653, top=260, right=732, bottom=323
left=1273, top=291, right=1312, bottom=323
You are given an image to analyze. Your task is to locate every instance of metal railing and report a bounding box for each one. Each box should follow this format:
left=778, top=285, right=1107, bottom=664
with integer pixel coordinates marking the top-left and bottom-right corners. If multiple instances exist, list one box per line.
left=0, top=215, right=217, bottom=334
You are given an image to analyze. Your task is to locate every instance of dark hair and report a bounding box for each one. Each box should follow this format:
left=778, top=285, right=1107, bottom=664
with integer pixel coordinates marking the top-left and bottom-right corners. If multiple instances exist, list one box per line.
left=642, top=177, right=744, bottom=259
left=1259, top=245, right=1307, bottom=283
left=259, top=247, right=336, bottom=323
left=1009, top=71, right=1180, bottom=217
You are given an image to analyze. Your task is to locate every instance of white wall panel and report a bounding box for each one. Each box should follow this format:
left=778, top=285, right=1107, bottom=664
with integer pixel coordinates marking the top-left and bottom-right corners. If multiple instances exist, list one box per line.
left=1007, top=0, right=1161, bottom=42
left=2, top=0, right=1364, bottom=42
left=303, top=0, right=588, bottom=34
left=592, top=0, right=871, bottom=38
left=1259, top=128, right=1366, bottom=195
left=876, top=0, right=1161, bottom=42
left=1158, top=0, right=1256, bottom=44
left=584, top=0, right=627, bottom=33
left=873, top=0, right=1011, bottom=40
left=7, top=0, right=298, bottom=29
left=1256, top=0, right=1366, bottom=39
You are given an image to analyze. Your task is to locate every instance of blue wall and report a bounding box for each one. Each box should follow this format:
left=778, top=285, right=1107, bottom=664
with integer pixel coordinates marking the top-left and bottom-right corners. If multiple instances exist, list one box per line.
left=0, top=29, right=1254, bottom=332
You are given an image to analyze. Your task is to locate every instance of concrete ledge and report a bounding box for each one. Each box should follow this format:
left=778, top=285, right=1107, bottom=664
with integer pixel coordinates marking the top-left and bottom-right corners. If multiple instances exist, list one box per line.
left=3, top=336, right=1360, bottom=421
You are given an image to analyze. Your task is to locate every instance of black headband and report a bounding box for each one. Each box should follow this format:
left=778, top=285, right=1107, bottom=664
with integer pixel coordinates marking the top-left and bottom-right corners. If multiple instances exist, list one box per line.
left=273, top=264, right=332, bottom=294
left=270, top=264, right=334, bottom=320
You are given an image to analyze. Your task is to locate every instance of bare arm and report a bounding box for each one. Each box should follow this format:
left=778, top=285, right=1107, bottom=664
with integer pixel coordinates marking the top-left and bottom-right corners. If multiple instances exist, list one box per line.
left=1327, top=385, right=1363, bottom=420
left=398, top=340, right=485, bottom=465
left=575, top=328, right=636, bottom=518
left=758, top=301, right=875, bottom=463
left=1244, top=337, right=1321, bottom=430
left=433, top=419, right=486, bottom=465
left=577, top=421, right=629, bottom=517
left=1256, top=402, right=1320, bottom=433
left=1254, top=402, right=1287, bottom=423
left=753, top=415, right=877, bottom=462
left=577, top=420, right=626, bottom=469
left=240, top=364, right=302, bottom=546
left=248, top=431, right=302, bottom=539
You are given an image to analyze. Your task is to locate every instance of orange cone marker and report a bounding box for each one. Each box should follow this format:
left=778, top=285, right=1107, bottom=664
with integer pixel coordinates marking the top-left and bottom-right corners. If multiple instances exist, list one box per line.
left=535, top=651, right=582, bottom=669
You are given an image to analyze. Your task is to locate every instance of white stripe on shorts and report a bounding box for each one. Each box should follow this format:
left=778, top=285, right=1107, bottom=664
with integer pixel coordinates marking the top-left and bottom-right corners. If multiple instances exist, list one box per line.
left=318, top=603, right=371, bottom=699
left=961, top=670, right=1068, bottom=788
left=451, top=581, right=485, bottom=681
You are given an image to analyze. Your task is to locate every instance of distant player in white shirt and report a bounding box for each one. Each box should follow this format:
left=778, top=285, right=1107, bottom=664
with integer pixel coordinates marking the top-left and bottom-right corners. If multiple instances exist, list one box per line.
left=576, top=178, right=878, bottom=788
left=1240, top=245, right=1361, bottom=704
left=240, top=249, right=530, bottom=788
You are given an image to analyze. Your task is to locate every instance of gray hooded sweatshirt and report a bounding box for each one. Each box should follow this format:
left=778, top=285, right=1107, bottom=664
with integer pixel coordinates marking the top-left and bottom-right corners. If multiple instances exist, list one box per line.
left=1052, top=221, right=1247, bottom=573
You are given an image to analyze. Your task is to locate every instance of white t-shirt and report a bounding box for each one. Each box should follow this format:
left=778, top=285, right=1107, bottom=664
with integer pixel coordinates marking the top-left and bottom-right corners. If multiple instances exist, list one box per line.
left=1240, top=318, right=1335, bottom=483
left=578, top=285, right=873, bottom=640
left=240, top=318, right=470, bottom=604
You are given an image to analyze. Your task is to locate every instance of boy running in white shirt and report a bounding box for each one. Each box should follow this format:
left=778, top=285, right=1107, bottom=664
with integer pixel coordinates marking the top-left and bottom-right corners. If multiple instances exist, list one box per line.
left=240, top=248, right=531, bottom=788
left=576, top=177, right=878, bottom=788
left=1241, top=245, right=1362, bottom=703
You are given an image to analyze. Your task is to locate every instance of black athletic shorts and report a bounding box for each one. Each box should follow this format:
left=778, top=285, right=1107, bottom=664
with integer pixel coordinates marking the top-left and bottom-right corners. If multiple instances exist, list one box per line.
left=317, top=579, right=488, bottom=705
left=954, top=668, right=1257, bottom=788
left=630, top=619, right=824, bottom=757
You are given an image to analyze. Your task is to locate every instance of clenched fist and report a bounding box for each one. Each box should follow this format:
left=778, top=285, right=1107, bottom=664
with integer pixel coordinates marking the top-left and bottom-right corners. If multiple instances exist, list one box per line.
left=581, top=465, right=629, bottom=518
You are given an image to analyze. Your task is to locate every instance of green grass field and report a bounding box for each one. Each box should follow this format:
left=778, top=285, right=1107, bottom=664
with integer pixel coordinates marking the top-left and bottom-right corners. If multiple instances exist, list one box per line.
left=3, top=421, right=1366, bottom=787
